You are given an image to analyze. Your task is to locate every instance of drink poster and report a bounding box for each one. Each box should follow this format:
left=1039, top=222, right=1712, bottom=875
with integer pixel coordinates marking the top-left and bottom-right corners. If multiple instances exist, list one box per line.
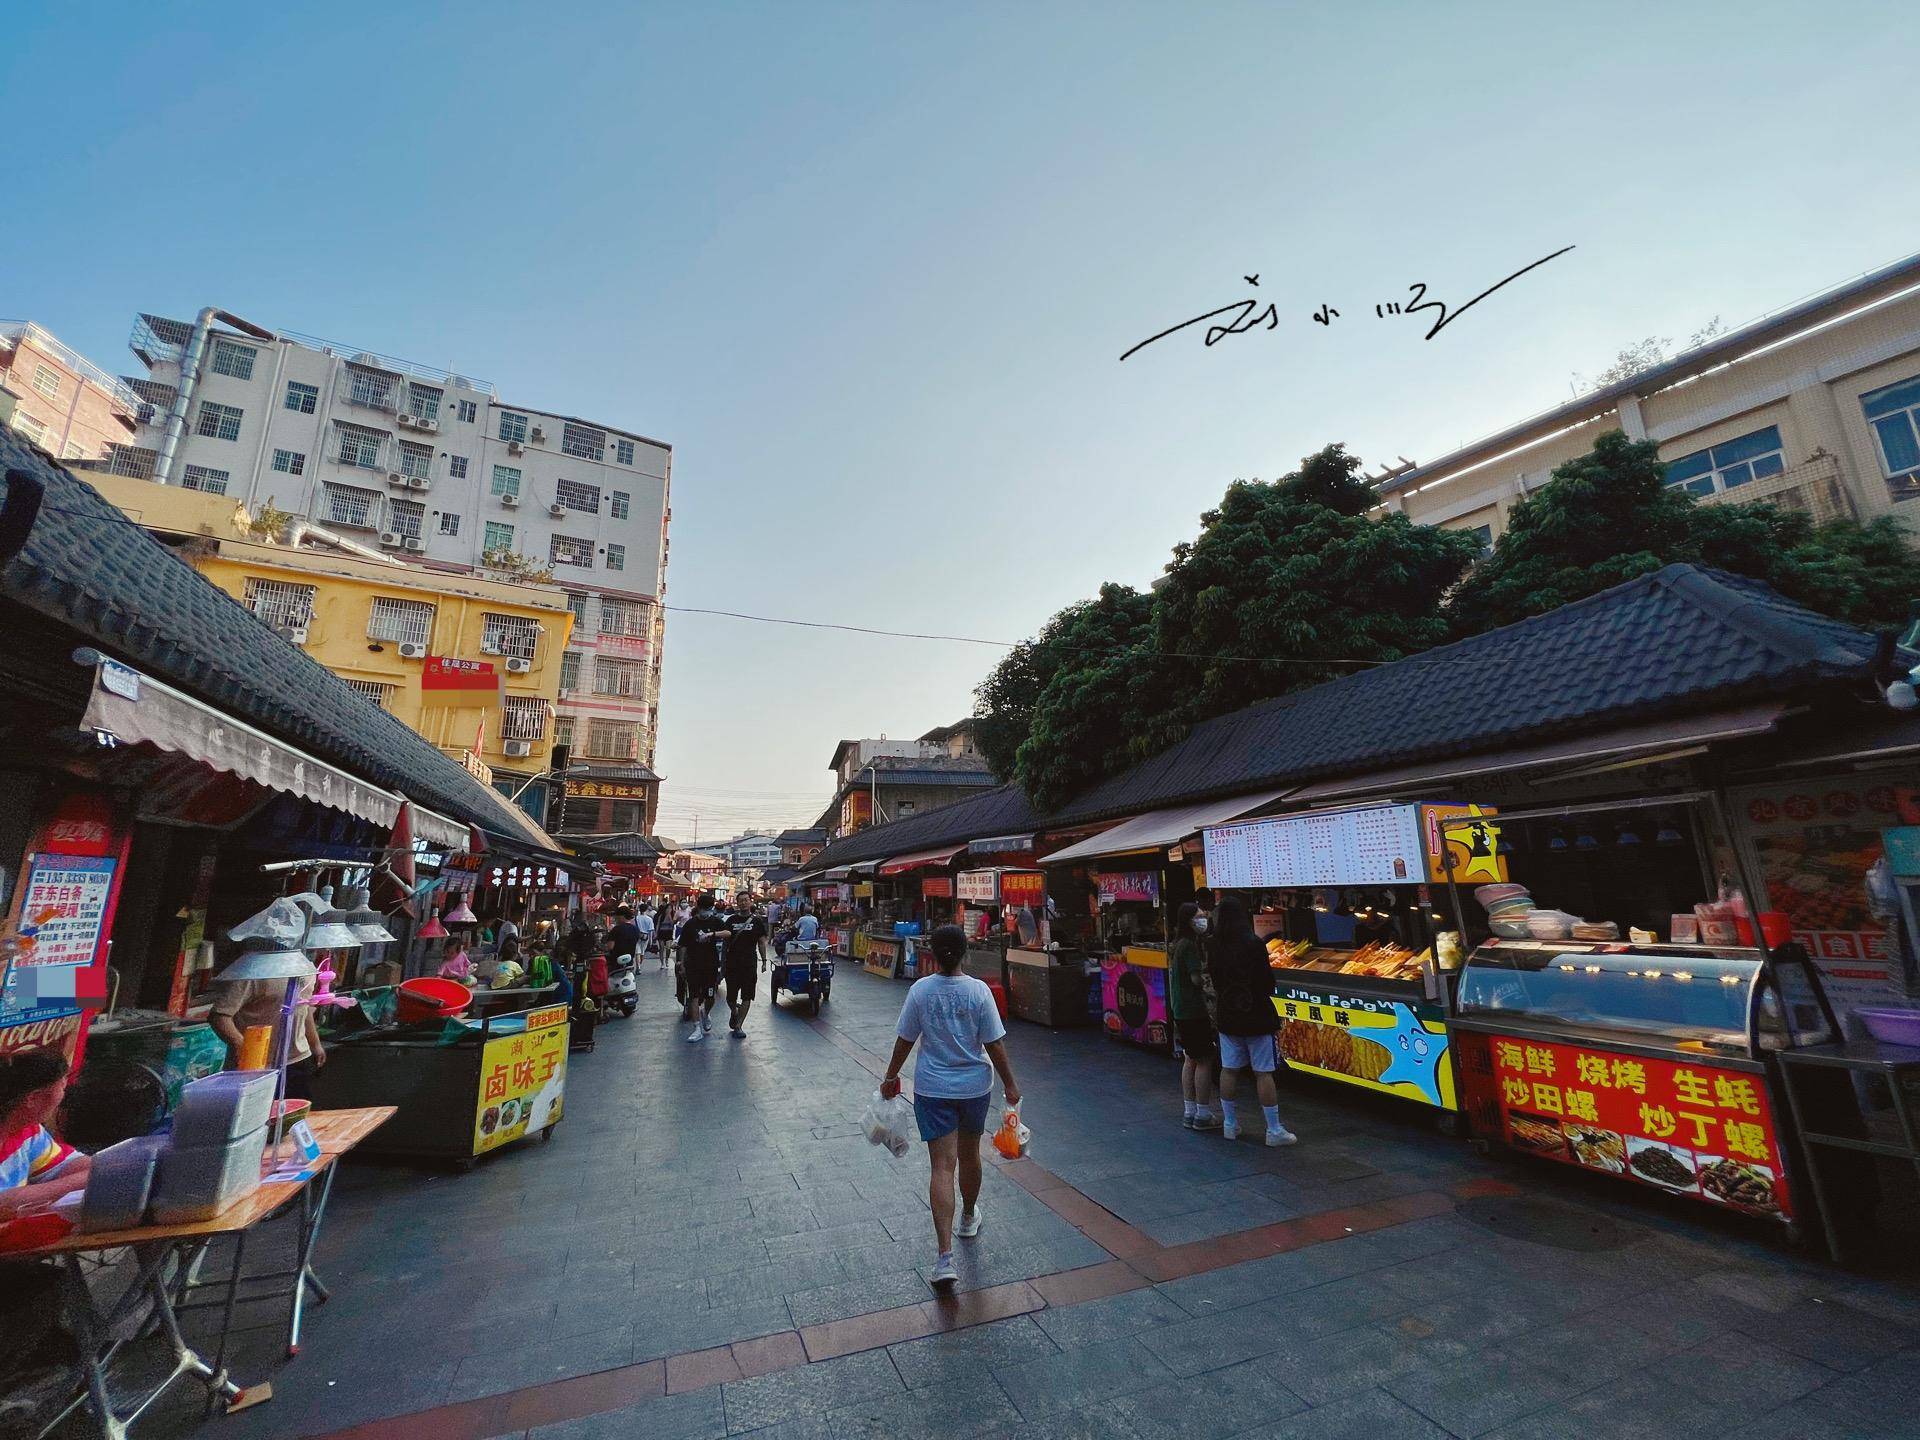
left=1485, top=1032, right=1792, bottom=1222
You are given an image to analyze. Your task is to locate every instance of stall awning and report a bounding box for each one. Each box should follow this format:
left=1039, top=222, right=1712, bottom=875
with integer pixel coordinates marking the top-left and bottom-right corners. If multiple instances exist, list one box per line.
left=967, top=833, right=1035, bottom=855
left=1280, top=702, right=1788, bottom=805
left=879, top=844, right=966, bottom=876
left=810, top=867, right=851, bottom=883
left=1041, top=790, right=1291, bottom=867
left=406, top=803, right=472, bottom=853
left=81, top=659, right=401, bottom=830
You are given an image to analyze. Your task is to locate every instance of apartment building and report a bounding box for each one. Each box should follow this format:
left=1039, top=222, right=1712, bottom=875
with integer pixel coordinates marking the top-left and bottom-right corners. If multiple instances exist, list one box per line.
left=103, top=309, right=672, bottom=787
left=0, top=320, right=138, bottom=463
left=824, top=723, right=996, bottom=840
left=1376, top=253, right=1920, bottom=547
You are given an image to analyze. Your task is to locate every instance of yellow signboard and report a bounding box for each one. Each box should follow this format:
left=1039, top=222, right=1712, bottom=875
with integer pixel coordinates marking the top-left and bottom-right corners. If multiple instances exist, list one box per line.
left=1426, top=803, right=1506, bottom=884
left=472, top=1007, right=569, bottom=1156
left=1272, top=988, right=1457, bottom=1111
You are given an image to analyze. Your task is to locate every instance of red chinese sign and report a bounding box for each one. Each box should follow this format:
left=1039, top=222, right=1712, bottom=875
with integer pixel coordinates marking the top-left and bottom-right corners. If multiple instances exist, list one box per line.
left=921, top=877, right=953, bottom=898
left=1000, top=872, right=1045, bottom=906
left=1486, top=1032, right=1793, bottom=1222
left=421, top=656, right=502, bottom=704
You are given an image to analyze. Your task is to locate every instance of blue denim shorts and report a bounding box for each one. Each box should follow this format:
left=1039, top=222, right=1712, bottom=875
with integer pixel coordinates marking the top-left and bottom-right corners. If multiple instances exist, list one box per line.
left=913, top=1092, right=991, bottom=1142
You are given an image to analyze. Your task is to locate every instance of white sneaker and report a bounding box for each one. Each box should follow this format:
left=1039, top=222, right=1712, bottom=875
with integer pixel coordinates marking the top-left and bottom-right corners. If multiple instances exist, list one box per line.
left=1266, top=1126, right=1298, bottom=1147
left=1222, top=1120, right=1239, bottom=1141
left=956, top=1204, right=983, bottom=1239
left=686, top=1024, right=705, bottom=1042
left=929, top=1253, right=959, bottom=1290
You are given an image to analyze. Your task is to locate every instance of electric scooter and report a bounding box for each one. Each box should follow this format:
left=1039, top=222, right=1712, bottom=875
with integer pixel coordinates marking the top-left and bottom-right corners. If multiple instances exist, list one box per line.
left=607, top=951, right=639, bottom=1019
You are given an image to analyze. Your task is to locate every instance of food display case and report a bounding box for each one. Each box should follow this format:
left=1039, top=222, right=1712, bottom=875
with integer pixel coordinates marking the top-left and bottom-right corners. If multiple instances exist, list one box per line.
left=1452, top=939, right=1800, bottom=1225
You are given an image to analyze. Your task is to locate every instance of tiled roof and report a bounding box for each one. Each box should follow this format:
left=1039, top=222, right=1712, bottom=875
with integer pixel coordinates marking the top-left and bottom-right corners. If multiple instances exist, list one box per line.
left=805, top=784, right=1039, bottom=872
left=562, top=832, right=669, bottom=860
left=774, top=827, right=826, bottom=846
left=1050, top=564, right=1889, bottom=823
left=0, top=434, right=561, bottom=846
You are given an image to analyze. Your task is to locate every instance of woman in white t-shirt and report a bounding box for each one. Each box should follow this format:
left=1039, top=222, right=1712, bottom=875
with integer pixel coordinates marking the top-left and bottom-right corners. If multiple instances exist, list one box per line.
left=880, top=924, right=1021, bottom=1291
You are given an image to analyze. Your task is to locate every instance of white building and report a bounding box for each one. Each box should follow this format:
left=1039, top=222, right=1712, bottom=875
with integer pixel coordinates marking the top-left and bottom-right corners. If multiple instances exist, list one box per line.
left=106, top=310, right=671, bottom=772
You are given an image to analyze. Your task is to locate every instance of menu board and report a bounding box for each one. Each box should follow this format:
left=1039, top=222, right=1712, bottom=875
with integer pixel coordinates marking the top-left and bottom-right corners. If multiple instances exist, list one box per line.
left=1205, top=805, right=1425, bottom=890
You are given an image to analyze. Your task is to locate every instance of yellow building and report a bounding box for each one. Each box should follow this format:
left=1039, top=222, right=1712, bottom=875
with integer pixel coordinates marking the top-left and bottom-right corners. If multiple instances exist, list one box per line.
left=80, top=471, right=571, bottom=800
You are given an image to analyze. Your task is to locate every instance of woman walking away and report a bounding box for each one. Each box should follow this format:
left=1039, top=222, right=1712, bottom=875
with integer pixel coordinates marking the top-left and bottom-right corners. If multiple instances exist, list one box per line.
left=1208, top=895, right=1297, bottom=1147
left=1168, top=903, right=1219, bottom=1131
left=880, top=924, right=1021, bottom=1292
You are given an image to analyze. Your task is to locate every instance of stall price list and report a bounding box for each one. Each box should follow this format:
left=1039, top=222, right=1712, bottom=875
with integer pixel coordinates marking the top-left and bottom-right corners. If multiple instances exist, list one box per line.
left=17, top=854, right=116, bottom=970
left=1205, top=805, right=1424, bottom=890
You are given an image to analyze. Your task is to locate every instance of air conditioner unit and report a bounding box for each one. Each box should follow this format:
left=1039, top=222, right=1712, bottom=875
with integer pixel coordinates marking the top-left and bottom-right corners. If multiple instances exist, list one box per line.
left=404, top=537, right=426, bottom=552
left=507, top=440, right=525, bottom=456
left=480, top=639, right=503, bottom=655
left=505, top=656, right=531, bottom=673
left=500, top=493, right=519, bottom=507
left=397, top=642, right=428, bottom=659
left=530, top=426, right=546, bottom=443
left=379, top=531, right=404, bottom=547
left=408, top=477, right=430, bottom=490
left=418, top=416, right=439, bottom=433
left=397, top=413, right=417, bottom=429
left=548, top=503, right=566, bottom=518
left=386, top=472, right=408, bottom=487
left=503, top=740, right=532, bottom=758
left=280, top=625, right=309, bottom=645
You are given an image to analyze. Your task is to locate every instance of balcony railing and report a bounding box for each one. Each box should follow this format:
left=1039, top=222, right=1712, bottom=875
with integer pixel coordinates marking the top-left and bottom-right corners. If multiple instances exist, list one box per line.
left=1697, top=451, right=1856, bottom=525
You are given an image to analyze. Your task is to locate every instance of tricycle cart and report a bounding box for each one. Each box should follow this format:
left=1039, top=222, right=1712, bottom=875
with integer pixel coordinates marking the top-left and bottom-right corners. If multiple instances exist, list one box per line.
left=772, top=940, right=834, bottom=1014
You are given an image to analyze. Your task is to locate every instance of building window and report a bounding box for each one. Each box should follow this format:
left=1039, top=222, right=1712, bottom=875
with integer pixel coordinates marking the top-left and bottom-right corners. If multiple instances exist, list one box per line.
left=616, top=439, right=635, bottom=466
left=608, top=800, right=644, bottom=831
left=550, top=535, right=594, bottom=568
left=566, top=592, right=589, bottom=628
left=605, top=543, right=625, bottom=571
left=346, top=365, right=399, bottom=410
left=439, top=512, right=461, bottom=536
left=344, top=678, right=394, bottom=709
left=335, top=422, right=385, bottom=469
left=1663, top=425, right=1785, bottom=499
left=483, top=521, right=515, bottom=553
left=62, top=440, right=85, bottom=460
left=483, top=612, right=539, bottom=661
left=593, top=657, right=644, bottom=697
left=1862, top=374, right=1920, bottom=502
left=398, top=440, right=433, bottom=479
left=449, top=455, right=468, bottom=479
left=457, top=399, right=477, bottom=423
left=272, top=448, right=306, bottom=476
left=285, top=381, right=319, bottom=414
left=15, top=414, right=48, bottom=445
left=242, top=577, right=316, bottom=631
left=599, top=597, right=645, bottom=636
left=555, top=478, right=601, bottom=513
left=502, top=696, right=550, bottom=743
left=498, top=411, right=529, bottom=444
left=1467, top=523, right=1493, bottom=557
left=31, top=364, right=60, bottom=400
left=387, top=498, right=425, bottom=539
left=406, top=384, right=442, bottom=423
left=210, top=339, right=257, bottom=380
left=899, top=802, right=917, bottom=815
left=491, top=464, right=521, bottom=499
left=195, top=401, right=243, bottom=441
left=181, top=465, right=230, bottom=494
left=559, top=650, right=582, bottom=692
left=553, top=716, right=575, bottom=751
left=321, top=482, right=380, bottom=529
left=610, top=490, right=630, bottom=520
left=108, top=444, right=157, bottom=478
left=367, top=596, right=434, bottom=646
left=585, top=718, right=640, bottom=760
left=561, top=422, right=606, bottom=462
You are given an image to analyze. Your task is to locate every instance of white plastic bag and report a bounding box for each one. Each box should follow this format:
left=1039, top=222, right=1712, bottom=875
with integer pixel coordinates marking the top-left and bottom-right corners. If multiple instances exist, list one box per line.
left=862, top=1088, right=915, bottom=1158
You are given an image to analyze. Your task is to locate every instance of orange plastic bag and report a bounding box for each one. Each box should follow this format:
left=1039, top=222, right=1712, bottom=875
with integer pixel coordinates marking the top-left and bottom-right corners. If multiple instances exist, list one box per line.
left=992, top=1105, right=1030, bottom=1159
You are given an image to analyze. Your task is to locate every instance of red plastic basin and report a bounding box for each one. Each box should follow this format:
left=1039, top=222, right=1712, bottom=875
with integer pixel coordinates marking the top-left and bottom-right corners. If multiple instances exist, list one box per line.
left=397, top=977, right=472, bottom=1023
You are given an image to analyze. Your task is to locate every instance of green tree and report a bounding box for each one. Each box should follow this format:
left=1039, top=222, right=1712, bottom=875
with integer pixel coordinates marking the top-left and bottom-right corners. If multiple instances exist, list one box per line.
left=973, top=604, right=1097, bottom=780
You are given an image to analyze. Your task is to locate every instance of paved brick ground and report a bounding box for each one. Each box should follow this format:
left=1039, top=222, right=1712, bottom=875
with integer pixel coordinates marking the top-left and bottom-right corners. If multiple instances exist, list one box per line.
left=111, top=960, right=1920, bottom=1439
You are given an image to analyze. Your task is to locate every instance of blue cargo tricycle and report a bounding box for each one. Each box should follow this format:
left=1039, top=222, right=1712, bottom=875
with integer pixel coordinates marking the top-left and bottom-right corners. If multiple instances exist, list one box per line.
left=772, top=939, right=834, bottom=1015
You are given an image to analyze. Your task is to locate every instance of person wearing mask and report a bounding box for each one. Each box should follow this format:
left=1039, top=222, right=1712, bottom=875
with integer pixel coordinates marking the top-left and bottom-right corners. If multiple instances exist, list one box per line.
left=879, top=925, right=1022, bottom=1291
left=1206, top=894, right=1297, bottom=1147
left=1168, top=903, right=1219, bottom=1131
left=682, top=891, right=730, bottom=1042
left=722, top=902, right=761, bottom=1036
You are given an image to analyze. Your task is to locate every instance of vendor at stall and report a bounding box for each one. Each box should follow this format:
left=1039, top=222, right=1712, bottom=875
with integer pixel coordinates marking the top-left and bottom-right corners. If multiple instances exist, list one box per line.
left=210, top=968, right=327, bottom=1096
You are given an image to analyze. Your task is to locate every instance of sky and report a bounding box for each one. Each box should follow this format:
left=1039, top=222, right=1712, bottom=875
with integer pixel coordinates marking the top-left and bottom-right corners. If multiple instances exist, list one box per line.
left=7, top=1, right=1920, bottom=842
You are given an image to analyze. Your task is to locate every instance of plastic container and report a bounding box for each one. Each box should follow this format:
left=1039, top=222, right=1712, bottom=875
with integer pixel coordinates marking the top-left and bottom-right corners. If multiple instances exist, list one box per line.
left=1524, top=910, right=1577, bottom=940
left=171, top=1069, right=278, bottom=1148
left=79, top=1136, right=166, bottom=1232
left=151, top=1124, right=268, bottom=1224
left=1671, top=914, right=1699, bottom=944
left=1473, top=884, right=1530, bottom=907
left=1858, top=1008, right=1920, bottom=1048
left=397, top=977, right=472, bottom=1023
left=1731, top=912, right=1794, bottom=948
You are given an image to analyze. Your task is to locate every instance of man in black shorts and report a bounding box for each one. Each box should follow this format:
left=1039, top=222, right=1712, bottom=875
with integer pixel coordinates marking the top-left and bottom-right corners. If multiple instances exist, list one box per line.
left=682, top=891, right=729, bottom=1043
left=722, top=902, right=761, bottom=1037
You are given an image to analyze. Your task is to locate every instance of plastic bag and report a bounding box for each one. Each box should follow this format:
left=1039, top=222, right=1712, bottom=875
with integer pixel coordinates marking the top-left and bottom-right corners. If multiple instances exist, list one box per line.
left=862, top=1089, right=915, bottom=1158
left=992, top=1105, right=1031, bottom=1159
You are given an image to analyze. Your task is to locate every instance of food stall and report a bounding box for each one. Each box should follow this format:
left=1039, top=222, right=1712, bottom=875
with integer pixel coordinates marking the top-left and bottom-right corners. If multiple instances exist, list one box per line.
left=1203, top=801, right=1503, bottom=1116
left=994, top=870, right=1091, bottom=1028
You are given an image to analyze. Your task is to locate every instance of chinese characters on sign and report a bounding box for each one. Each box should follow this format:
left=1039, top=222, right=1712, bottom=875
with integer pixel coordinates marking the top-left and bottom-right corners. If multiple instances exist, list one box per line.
left=999, top=872, right=1045, bottom=907
left=956, top=870, right=1000, bottom=905
left=472, top=1006, right=569, bottom=1156
left=566, top=780, right=650, bottom=800
left=421, top=655, right=502, bottom=705
left=1485, top=1032, right=1792, bottom=1221
left=16, top=855, right=116, bottom=970
left=1097, top=872, right=1160, bottom=906
left=1273, top=985, right=1456, bottom=1110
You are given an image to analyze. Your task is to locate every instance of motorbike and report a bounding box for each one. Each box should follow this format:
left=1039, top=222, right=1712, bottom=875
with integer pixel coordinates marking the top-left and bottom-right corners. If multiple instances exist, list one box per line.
left=607, top=950, right=639, bottom=1019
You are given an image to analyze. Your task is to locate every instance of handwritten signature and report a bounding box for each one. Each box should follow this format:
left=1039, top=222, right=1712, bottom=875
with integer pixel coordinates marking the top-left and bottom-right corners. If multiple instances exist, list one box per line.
left=1118, top=246, right=1575, bottom=363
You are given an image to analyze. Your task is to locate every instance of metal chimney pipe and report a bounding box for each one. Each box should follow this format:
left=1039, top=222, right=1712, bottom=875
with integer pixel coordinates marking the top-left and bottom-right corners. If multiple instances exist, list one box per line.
left=152, top=308, right=277, bottom=486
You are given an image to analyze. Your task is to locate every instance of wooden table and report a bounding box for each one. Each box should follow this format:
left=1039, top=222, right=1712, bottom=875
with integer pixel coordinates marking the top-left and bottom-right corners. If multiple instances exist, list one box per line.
left=20, top=1106, right=394, bottom=1438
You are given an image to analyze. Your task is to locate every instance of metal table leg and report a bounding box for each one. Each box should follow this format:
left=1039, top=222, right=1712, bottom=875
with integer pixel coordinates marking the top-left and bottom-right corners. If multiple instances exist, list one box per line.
left=205, top=1231, right=247, bottom=1415
left=287, top=1160, right=338, bottom=1355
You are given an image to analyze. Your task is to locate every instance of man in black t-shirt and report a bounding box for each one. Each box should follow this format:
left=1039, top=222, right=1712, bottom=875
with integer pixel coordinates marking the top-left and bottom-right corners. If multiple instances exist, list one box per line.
left=606, top=905, right=642, bottom=965
left=682, top=892, right=729, bottom=1043
left=722, top=904, right=762, bottom=1036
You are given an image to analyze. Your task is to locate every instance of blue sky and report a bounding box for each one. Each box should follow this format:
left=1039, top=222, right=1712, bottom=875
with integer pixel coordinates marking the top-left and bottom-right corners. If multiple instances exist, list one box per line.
left=7, top=1, right=1919, bottom=839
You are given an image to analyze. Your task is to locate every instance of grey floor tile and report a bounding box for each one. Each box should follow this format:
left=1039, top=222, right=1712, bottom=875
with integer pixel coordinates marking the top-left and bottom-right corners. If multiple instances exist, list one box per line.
left=786, top=1269, right=941, bottom=1327
left=631, top=1298, right=795, bottom=1364
left=993, top=1335, right=1176, bottom=1419
left=1651, top=1334, right=1839, bottom=1415
left=720, top=1346, right=903, bottom=1434
left=890, top=1315, right=1062, bottom=1389
left=737, top=1373, right=1021, bottom=1440
left=1095, top=1352, right=1309, bottom=1439
left=1240, top=1388, right=1452, bottom=1440
left=1381, top=1345, right=1596, bottom=1438
left=443, top=1326, right=635, bottom=1404
left=1033, top=1286, right=1190, bottom=1351
left=529, top=1388, right=727, bottom=1440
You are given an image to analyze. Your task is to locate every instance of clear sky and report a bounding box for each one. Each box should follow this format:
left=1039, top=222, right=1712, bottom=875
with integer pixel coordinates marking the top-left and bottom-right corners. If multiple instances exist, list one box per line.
left=7, top=1, right=1919, bottom=841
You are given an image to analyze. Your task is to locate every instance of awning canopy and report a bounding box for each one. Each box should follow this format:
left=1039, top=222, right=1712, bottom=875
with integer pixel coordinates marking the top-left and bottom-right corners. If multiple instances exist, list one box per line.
left=407, top=804, right=472, bottom=853
left=810, top=867, right=851, bottom=883
left=1042, top=789, right=1291, bottom=867
left=967, top=833, right=1035, bottom=855
left=1280, top=702, right=1787, bottom=806
left=879, top=844, right=966, bottom=876
left=82, top=659, right=401, bottom=831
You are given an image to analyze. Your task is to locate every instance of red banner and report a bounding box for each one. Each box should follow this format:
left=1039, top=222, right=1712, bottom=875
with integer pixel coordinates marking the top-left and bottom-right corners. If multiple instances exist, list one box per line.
left=921, top=877, right=953, bottom=898
left=1485, top=1031, right=1792, bottom=1221
left=1000, top=872, right=1045, bottom=906
left=421, top=656, right=501, bottom=705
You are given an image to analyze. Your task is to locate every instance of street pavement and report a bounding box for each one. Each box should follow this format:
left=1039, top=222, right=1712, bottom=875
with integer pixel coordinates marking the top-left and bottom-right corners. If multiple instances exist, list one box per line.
left=118, top=958, right=1920, bottom=1440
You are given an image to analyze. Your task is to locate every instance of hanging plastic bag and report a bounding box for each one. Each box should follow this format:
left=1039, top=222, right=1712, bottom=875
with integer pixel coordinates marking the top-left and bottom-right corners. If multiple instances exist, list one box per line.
left=992, top=1105, right=1030, bottom=1159
left=862, top=1088, right=915, bottom=1158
